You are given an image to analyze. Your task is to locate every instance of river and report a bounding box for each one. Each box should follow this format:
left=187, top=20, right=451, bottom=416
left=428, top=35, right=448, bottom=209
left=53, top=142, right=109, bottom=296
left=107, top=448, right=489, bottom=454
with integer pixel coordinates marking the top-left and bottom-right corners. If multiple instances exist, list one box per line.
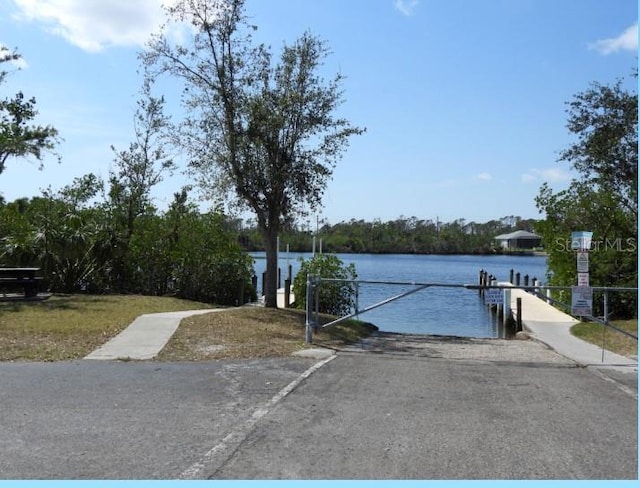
left=250, top=252, right=548, bottom=338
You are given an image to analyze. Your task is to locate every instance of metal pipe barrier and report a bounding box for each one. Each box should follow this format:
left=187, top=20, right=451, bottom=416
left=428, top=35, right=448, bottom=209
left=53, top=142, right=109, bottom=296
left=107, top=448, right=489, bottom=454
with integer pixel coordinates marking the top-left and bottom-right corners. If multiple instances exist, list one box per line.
left=304, top=277, right=637, bottom=344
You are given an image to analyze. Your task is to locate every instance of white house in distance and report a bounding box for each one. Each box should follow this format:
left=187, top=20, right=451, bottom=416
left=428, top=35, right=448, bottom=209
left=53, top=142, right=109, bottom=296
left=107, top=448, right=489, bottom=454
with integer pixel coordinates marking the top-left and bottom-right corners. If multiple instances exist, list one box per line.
left=494, top=230, right=542, bottom=250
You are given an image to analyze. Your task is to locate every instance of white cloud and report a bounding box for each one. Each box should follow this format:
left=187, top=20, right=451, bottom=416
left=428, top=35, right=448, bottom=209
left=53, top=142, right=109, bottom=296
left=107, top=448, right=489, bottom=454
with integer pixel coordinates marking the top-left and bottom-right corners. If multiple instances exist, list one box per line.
left=474, top=172, right=492, bottom=181
left=11, top=0, right=175, bottom=52
left=589, top=23, right=638, bottom=55
left=521, top=168, right=571, bottom=184
left=394, top=0, right=420, bottom=16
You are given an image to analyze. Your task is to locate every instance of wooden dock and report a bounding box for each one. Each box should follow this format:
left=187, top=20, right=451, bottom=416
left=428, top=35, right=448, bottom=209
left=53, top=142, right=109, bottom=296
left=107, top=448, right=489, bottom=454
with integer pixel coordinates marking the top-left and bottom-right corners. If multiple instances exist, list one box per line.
left=507, top=285, right=577, bottom=324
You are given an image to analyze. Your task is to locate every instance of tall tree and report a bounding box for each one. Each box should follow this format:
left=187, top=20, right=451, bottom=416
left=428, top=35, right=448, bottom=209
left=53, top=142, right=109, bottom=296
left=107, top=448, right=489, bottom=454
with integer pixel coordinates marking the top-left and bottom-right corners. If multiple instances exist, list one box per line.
left=142, top=0, right=363, bottom=307
left=107, top=82, right=175, bottom=289
left=0, top=47, right=59, bottom=175
left=559, top=76, right=637, bottom=217
left=536, top=74, right=637, bottom=318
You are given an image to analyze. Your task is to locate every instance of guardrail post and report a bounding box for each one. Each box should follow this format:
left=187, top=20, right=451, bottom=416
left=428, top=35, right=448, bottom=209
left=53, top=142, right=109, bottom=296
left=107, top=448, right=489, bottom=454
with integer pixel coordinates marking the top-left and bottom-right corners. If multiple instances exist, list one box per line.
left=601, top=290, right=610, bottom=363
left=314, top=278, right=320, bottom=331
left=355, top=281, right=360, bottom=319
left=305, top=274, right=313, bottom=343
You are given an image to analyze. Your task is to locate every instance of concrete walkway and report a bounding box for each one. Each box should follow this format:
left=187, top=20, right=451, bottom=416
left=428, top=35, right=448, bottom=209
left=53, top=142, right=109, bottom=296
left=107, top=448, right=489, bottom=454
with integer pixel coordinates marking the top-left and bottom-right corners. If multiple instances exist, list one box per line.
left=84, top=309, right=222, bottom=360
left=508, top=286, right=637, bottom=372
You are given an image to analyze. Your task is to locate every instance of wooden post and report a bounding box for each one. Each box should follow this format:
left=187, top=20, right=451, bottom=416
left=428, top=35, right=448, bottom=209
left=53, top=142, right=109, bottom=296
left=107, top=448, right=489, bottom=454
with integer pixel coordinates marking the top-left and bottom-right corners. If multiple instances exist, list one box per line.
left=278, top=267, right=282, bottom=290
left=503, top=288, right=511, bottom=328
left=284, top=279, right=291, bottom=309
left=478, top=269, right=484, bottom=295
left=237, top=280, right=245, bottom=306
left=262, top=271, right=266, bottom=298
left=509, top=269, right=514, bottom=284
left=515, top=272, right=520, bottom=287
left=251, top=274, right=258, bottom=293
left=288, top=264, right=293, bottom=282
left=524, top=275, right=529, bottom=289
left=516, top=297, right=522, bottom=332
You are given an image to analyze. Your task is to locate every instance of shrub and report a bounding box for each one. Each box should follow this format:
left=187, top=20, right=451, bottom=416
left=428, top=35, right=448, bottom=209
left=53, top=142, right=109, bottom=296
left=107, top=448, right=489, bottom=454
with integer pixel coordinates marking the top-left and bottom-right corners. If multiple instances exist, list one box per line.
left=293, top=253, right=357, bottom=316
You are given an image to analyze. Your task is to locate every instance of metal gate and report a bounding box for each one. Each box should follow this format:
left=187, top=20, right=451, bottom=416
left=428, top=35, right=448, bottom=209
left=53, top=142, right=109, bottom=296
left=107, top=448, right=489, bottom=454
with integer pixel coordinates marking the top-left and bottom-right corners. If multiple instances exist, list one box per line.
left=303, top=275, right=482, bottom=343
left=303, top=275, right=638, bottom=344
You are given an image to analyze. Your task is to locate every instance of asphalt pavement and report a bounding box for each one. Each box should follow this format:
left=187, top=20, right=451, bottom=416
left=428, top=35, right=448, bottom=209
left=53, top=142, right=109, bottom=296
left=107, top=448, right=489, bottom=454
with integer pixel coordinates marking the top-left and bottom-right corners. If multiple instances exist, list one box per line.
left=1, top=335, right=637, bottom=480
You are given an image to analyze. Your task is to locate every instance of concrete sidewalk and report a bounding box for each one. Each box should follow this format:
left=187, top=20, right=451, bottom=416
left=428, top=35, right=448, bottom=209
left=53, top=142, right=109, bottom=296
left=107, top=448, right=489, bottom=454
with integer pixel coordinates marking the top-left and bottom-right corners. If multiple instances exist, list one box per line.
left=508, top=286, right=637, bottom=372
left=84, top=309, right=222, bottom=360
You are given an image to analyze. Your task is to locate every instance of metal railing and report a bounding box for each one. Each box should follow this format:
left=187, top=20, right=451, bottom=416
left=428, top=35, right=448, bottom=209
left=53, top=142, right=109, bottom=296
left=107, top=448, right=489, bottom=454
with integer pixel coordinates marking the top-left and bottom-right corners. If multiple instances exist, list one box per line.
left=304, top=276, right=488, bottom=343
left=304, top=274, right=638, bottom=344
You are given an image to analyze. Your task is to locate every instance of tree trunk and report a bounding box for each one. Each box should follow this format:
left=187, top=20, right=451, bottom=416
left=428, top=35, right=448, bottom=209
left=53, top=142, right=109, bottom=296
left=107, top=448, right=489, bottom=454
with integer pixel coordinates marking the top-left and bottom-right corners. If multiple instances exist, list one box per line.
left=263, top=227, right=279, bottom=308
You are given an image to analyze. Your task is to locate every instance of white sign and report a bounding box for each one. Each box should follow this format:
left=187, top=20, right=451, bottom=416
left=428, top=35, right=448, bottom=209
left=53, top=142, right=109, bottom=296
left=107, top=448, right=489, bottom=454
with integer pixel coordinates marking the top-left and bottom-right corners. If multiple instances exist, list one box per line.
left=484, top=289, right=504, bottom=305
left=571, top=286, right=593, bottom=316
left=576, top=251, right=589, bottom=273
left=577, top=272, right=589, bottom=287
left=571, top=231, right=593, bottom=251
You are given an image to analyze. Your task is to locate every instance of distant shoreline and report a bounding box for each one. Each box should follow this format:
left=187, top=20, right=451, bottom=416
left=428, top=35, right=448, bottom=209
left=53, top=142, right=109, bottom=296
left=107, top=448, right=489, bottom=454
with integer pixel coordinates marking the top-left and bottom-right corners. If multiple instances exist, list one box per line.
left=247, top=250, right=548, bottom=257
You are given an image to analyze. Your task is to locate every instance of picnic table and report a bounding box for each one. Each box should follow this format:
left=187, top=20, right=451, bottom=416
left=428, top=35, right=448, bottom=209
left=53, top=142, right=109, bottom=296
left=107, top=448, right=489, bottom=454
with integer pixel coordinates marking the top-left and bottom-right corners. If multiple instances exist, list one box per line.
left=0, top=267, right=45, bottom=300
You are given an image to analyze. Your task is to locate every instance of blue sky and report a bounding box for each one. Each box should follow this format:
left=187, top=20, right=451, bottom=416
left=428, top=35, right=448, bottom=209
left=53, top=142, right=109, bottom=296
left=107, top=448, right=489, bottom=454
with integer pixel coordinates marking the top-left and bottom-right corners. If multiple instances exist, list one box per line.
left=0, top=0, right=637, bottom=225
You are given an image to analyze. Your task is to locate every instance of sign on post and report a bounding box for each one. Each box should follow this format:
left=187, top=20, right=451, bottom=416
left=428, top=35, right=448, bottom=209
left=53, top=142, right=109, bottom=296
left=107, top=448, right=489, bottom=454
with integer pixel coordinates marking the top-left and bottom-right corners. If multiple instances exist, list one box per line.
left=484, top=288, right=504, bottom=305
left=577, top=273, right=589, bottom=287
left=576, top=251, right=589, bottom=273
left=571, top=231, right=593, bottom=251
left=571, top=286, right=593, bottom=316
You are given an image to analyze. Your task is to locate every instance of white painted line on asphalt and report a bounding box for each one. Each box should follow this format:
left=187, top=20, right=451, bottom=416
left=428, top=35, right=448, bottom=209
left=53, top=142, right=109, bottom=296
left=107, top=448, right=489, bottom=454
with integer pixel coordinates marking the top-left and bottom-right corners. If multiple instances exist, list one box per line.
left=179, top=354, right=337, bottom=480
left=589, top=368, right=638, bottom=401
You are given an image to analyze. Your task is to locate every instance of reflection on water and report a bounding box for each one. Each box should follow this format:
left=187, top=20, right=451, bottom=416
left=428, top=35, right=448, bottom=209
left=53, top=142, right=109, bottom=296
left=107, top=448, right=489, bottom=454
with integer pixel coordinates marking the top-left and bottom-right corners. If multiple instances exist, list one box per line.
left=250, top=252, right=547, bottom=338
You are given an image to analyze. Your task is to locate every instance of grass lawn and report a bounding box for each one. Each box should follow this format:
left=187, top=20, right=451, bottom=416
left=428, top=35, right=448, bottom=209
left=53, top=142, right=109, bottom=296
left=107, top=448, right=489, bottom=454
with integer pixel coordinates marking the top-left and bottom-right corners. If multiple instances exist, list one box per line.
left=157, top=307, right=377, bottom=361
left=0, top=295, right=214, bottom=361
left=0, top=295, right=377, bottom=362
left=571, top=319, right=638, bottom=358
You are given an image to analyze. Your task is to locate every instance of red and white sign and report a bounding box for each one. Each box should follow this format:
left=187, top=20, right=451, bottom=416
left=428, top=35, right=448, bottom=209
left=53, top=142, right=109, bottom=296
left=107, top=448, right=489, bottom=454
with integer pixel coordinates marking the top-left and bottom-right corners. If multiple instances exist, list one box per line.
left=577, top=272, right=589, bottom=287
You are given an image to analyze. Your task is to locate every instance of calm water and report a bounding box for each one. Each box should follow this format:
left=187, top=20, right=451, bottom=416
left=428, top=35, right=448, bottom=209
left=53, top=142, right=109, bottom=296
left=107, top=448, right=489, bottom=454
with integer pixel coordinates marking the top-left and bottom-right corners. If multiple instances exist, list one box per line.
left=250, top=253, right=548, bottom=338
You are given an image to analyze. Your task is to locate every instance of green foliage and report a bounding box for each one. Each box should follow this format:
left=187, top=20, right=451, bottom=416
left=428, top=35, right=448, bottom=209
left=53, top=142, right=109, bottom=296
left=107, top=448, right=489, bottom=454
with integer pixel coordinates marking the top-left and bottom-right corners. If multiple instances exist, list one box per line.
left=535, top=74, right=637, bottom=318
left=0, top=185, right=256, bottom=305
left=105, top=84, right=175, bottom=290
left=142, top=0, right=364, bottom=307
left=292, top=253, right=357, bottom=316
left=0, top=47, right=59, bottom=175
left=240, top=215, right=539, bottom=255
left=128, top=192, right=256, bottom=304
